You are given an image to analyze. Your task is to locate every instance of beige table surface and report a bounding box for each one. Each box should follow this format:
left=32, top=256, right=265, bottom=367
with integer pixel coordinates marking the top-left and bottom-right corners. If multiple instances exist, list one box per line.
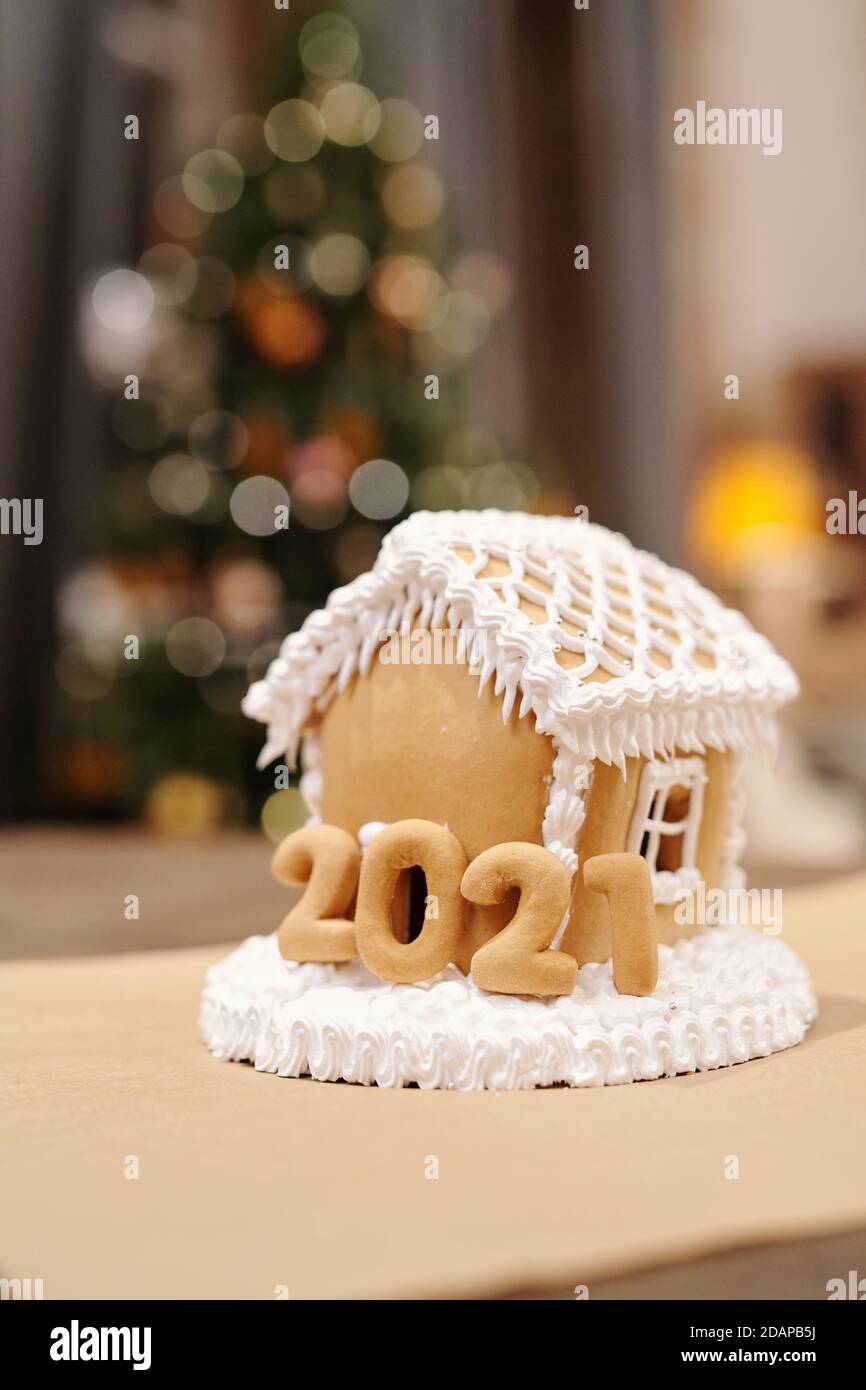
left=1, top=859, right=865, bottom=1300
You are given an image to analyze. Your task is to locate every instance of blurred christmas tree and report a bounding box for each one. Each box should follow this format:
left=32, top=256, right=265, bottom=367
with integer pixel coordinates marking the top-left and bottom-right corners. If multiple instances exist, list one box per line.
left=53, top=7, right=518, bottom=835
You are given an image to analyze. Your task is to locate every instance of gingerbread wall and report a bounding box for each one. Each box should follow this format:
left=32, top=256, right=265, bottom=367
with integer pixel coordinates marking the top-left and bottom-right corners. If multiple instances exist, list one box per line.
left=563, top=747, right=732, bottom=964
left=317, top=651, right=732, bottom=974
left=317, top=653, right=554, bottom=968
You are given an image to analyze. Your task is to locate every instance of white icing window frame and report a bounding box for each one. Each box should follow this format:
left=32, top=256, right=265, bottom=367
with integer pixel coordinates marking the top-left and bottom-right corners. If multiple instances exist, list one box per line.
left=626, top=756, right=707, bottom=905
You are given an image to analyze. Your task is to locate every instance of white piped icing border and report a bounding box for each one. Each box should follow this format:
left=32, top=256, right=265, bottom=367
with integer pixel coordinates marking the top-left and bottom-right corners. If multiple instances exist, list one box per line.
left=719, top=748, right=749, bottom=889
left=243, top=510, right=798, bottom=772
left=200, top=925, right=817, bottom=1091
left=541, top=744, right=592, bottom=877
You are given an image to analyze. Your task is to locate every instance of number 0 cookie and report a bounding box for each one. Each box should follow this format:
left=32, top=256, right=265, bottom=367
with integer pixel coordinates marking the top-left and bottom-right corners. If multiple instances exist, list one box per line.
left=355, top=819, right=468, bottom=984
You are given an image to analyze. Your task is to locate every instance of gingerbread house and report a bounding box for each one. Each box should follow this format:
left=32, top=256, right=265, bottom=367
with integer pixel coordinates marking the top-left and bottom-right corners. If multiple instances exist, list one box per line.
left=244, top=509, right=798, bottom=975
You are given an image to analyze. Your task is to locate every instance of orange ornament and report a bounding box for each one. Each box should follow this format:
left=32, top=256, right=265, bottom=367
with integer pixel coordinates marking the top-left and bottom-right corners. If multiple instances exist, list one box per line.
left=249, top=294, right=326, bottom=369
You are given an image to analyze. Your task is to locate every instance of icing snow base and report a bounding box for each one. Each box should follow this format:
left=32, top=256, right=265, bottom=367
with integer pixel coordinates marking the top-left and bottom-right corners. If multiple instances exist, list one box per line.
left=199, top=926, right=817, bottom=1091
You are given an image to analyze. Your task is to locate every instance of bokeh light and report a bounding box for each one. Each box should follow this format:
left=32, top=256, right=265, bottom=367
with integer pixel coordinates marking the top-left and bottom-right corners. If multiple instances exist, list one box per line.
left=368, top=99, right=424, bottom=161
left=79, top=310, right=158, bottom=387
left=148, top=454, right=212, bottom=517
left=442, top=425, right=503, bottom=469
left=240, top=282, right=325, bottom=366
left=153, top=175, right=212, bottom=240
left=91, top=268, right=154, bottom=332
left=288, top=434, right=354, bottom=482
left=320, top=83, right=380, bottom=146
left=380, top=164, right=444, bottom=229
left=309, top=232, right=370, bottom=296
left=146, top=773, right=225, bottom=836
left=431, top=289, right=490, bottom=354
left=182, top=149, right=244, bottom=214
left=58, top=563, right=138, bottom=642
left=264, top=99, right=325, bottom=162
left=348, top=458, right=409, bottom=520
left=261, top=787, right=308, bottom=844
left=300, top=13, right=362, bottom=82
left=55, top=640, right=115, bottom=701
left=165, top=617, right=226, bottom=677
left=369, top=255, right=447, bottom=329
left=469, top=461, right=540, bottom=511
left=211, top=558, right=282, bottom=636
left=411, top=464, right=469, bottom=511
left=229, top=476, right=291, bottom=536
left=291, top=469, right=349, bottom=529
left=137, top=243, right=198, bottom=306
left=687, top=440, right=821, bottom=576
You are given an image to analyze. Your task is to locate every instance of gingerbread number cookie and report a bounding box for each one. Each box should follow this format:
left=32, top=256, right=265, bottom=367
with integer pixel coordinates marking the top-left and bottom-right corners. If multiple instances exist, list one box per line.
left=464, top=844, right=576, bottom=997
left=583, top=851, right=658, bottom=996
left=355, top=819, right=468, bottom=984
left=272, top=825, right=360, bottom=963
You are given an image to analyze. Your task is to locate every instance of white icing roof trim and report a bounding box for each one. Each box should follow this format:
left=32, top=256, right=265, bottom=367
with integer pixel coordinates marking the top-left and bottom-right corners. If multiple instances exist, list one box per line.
left=244, top=509, right=798, bottom=769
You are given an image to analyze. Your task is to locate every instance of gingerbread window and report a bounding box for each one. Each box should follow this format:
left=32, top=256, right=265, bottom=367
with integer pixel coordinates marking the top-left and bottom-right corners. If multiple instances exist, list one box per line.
left=626, top=757, right=707, bottom=904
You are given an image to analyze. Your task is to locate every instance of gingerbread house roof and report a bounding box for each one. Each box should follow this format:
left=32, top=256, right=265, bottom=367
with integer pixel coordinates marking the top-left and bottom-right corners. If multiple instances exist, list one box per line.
left=244, top=509, right=798, bottom=768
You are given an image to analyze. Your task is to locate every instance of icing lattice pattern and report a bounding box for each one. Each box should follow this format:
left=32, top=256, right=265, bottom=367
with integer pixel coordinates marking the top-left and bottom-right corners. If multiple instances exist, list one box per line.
left=450, top=533, right=717, bottom=684
left=244, top=510, right=798, bottom=768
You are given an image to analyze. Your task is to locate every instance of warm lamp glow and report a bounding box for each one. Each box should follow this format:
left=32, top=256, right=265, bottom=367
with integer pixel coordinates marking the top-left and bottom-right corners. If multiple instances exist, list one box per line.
left=687, top=440, right=822, bottom=578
